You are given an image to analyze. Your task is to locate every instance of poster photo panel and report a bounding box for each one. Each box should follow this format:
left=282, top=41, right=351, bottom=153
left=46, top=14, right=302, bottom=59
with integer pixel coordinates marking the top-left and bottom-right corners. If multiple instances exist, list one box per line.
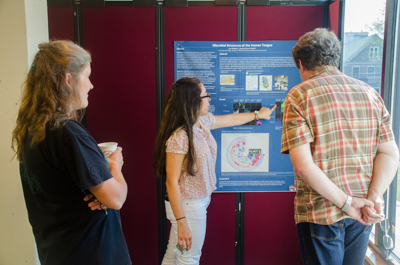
left=165, top=6, right=238, bottom=265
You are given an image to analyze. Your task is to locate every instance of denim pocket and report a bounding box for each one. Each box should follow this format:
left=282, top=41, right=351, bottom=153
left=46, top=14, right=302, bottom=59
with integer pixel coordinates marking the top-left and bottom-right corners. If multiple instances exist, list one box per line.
left=310, top=220, right=344, bottom=241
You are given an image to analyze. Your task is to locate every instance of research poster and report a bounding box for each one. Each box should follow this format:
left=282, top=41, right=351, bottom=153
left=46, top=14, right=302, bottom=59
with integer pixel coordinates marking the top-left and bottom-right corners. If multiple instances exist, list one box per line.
left=174, top=41, right=300, bottom=192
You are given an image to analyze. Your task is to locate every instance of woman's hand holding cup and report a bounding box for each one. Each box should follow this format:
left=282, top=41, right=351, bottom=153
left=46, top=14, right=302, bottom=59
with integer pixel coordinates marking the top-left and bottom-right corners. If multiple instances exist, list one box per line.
left=98, top=142, right=118, bottom=157
left=107, top=147, right=124, bottom=171
left=98, top=142, right=123, bottom=171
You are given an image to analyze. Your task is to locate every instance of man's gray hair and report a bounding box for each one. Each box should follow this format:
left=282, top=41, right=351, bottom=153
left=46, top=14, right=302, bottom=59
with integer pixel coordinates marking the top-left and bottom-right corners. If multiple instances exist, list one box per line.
left=292, top=28, right=341, bottom=71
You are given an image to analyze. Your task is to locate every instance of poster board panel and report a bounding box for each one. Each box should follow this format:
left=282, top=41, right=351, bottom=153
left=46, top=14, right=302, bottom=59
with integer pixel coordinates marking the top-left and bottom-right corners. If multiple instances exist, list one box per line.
left=329, top=0, right=340, bottom=36
left=247, top=6, right=325, bottom=41
left=48, top=6, right=75, bottom=41
left=165, top=6, right=238, bottom=264
left=244, top=5, right=324, bottom=265
left=82, top=6, right=158, bottom=265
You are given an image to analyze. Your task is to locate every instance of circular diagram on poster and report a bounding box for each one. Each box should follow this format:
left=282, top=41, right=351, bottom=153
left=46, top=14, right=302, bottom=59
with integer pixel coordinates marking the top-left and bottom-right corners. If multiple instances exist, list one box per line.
left=226, top=136, right=265, bottom=171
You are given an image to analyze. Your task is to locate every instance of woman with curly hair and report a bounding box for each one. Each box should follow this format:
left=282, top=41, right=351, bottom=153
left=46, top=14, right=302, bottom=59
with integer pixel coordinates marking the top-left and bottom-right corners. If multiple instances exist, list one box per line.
left=154, top=77, right=276, bottom=264
left=12, top=40, right=131, bottom=265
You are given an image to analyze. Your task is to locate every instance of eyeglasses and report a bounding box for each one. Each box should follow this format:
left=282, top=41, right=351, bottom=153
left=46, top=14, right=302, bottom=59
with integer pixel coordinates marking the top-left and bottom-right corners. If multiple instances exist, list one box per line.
left=201, top=93, right=211, bottom=99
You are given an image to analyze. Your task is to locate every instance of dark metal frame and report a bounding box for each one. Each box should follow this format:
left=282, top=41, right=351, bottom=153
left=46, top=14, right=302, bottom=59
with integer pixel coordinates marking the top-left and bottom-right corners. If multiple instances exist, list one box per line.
left=73, top=0, right=88, bottom=127
left=389, top=9, right=400, bottom=259
left=267, top=0, right=327, bottom=6
left=381, top=0, right=399, bottom=260
left=383, top=0, right=398, bottom=111
left=48, top=0, right=72, bottom=6
left=155, top=1, right=168, bottom=263
left=337, top=0, right=345, bottom=70
left=337, top=0, right=344, bottom=42
left=73, top=1, right=84, bottom=49
left=322, top=1, right=329, bottom=28
left=235, top=3, right=246, bottom=264
left=105, top=1, right=133, bottom=6
left=82, top=0, right=105, bottom=6
left=235, top=193, right=245, bottom=265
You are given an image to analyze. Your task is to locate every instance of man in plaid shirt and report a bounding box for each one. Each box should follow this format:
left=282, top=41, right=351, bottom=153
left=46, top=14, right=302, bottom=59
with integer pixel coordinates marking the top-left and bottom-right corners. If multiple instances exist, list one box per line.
left=281, top=28, right=399, bottom=264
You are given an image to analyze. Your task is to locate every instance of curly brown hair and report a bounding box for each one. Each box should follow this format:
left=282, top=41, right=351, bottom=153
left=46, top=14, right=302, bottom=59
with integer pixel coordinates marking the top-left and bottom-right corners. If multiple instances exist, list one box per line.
left=153, top=77, right=203, bottom=177
left=292, top=28, right=341, bottom=71
left=12, top=40, right=91, bottom=162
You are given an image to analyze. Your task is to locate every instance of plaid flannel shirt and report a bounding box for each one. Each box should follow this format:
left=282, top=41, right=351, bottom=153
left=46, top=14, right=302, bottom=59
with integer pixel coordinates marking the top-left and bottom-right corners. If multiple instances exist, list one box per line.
left=281, top=65, right=394, bottom=224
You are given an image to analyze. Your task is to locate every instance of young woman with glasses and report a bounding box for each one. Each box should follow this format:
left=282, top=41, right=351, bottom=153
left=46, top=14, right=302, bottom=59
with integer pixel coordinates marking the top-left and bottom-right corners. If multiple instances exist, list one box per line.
left=153, top=76, right=276, bottom=264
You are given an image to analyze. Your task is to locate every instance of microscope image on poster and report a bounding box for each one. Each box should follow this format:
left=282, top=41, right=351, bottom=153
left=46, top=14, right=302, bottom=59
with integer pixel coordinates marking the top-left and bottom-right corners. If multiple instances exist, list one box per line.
left=221, top=133, right=269, bottom=172
left=220, top=75, right=235, bottom=85
left=259, top=75, right=273, bottom=91
left=274, top=75, right=288, bottom=90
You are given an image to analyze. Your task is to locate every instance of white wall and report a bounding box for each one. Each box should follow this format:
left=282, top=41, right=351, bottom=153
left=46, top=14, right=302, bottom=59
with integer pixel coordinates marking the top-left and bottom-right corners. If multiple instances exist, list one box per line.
left=0, top=0, right=48, bottom=264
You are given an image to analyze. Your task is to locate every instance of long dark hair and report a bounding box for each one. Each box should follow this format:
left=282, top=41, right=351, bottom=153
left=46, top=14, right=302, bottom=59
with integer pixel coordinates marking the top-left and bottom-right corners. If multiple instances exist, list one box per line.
left=12, top=40, right=91, bottom=162
left=153, top=77, right=202, bottom=177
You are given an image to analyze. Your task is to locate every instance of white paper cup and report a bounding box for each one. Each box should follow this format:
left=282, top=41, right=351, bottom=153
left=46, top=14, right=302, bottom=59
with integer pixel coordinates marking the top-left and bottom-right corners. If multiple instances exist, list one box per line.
left=98, top=142, right=118, bottom=157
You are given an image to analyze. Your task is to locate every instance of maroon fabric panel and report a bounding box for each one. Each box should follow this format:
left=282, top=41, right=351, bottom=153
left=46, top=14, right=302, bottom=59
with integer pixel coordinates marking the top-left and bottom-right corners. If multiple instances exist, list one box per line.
left=244, top=193, right=301, bottom=264
left=165, top=6, right=238, bottom=92
left=48, top=6, right=75, bottom=41
left=201, top=193, right=236, bottom=264
left=246, top=6, right=324, bottom=264
left=329, top=0, right=340, bottom=36
left=165, top=6, right=237, bottom=264
left=247, top=6, right=324, bottom=41
left=82, top=6, right=157, bottom=264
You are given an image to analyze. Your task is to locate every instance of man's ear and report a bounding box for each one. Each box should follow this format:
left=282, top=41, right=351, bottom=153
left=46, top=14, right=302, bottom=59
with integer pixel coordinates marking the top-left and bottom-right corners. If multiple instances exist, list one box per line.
left=65, top=73, right=73, bottom=89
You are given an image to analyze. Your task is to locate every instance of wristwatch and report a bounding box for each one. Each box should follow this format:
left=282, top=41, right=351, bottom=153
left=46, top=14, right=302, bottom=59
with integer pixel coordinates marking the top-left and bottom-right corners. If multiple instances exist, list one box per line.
left=341, top=195, right=353, bottom=212
left=254, top=110, right=259, bottom=121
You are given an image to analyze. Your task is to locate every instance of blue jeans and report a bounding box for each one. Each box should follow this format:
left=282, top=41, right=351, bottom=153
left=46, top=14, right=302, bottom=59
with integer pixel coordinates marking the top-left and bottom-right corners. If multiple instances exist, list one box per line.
left=297, top=219, right=373, bottom=265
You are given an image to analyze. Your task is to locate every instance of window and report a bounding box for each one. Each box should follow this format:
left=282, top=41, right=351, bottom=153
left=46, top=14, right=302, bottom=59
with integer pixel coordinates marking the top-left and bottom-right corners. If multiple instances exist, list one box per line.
left=343, top=0, right=400, bottom=263
left=370, top=46, right=380, bottom=58
left=368, top=66, right=375, bottom=77
left=352, top=66, right=360, bottom=78
left=387, top=1, right=400, bottom=260
left=343, top=0, right=385, bottom=94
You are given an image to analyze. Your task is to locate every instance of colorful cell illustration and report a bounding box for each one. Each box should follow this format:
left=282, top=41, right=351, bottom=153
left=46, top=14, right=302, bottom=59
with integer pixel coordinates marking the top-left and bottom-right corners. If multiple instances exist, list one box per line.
left=226, top=136, right=265, bottom=171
